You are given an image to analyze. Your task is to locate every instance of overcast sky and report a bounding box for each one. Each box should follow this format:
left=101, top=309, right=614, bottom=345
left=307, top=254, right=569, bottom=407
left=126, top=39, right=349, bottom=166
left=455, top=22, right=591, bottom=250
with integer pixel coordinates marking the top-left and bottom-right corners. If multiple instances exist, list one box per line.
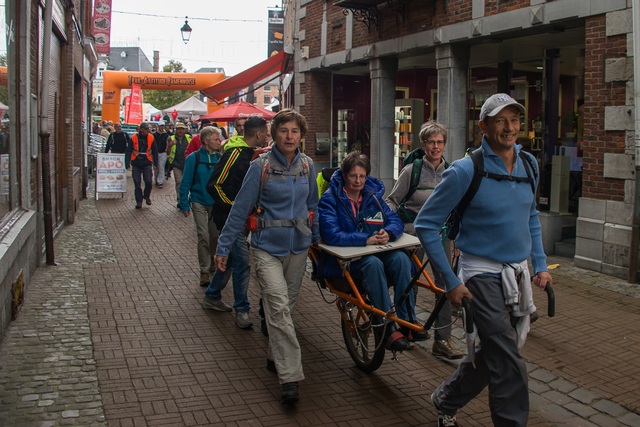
left=109, top=0, right=282, bottom=76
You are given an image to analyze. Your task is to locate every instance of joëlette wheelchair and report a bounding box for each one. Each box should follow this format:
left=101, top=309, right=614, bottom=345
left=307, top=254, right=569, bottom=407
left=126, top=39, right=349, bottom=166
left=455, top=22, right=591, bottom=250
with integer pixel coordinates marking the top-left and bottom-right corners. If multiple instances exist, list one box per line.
left=308, top=234, right=474, bottom=373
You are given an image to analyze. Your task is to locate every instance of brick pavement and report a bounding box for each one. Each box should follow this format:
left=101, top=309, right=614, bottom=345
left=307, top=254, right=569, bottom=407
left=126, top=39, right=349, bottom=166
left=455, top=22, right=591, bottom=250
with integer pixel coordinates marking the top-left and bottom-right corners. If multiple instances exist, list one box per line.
left=0, top=174, right=639, bottom=426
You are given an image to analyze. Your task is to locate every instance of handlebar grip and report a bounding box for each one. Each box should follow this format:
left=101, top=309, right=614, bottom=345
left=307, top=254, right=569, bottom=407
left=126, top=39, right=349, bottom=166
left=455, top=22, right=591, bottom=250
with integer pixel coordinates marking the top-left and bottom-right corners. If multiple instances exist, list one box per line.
left=545, top=284, right=555, bottom=317
left=462, top=297, right=474, bottom=334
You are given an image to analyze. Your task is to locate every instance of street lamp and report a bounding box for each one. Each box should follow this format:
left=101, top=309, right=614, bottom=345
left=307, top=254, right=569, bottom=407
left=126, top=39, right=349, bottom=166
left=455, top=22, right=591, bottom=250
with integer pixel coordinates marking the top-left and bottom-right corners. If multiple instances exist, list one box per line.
left=180, top=17, right=192, bottom=44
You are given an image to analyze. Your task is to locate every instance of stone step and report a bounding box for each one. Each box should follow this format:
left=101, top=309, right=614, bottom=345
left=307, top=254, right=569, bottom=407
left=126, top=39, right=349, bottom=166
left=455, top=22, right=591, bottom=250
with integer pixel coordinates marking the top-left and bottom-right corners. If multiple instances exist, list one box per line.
left=554, top=238, right=576, bottom=258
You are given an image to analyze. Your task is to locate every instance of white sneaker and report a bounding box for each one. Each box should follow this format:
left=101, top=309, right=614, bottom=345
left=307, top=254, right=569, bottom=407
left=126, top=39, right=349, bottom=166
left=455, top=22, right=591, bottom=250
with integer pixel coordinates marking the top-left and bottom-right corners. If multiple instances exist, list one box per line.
left=431, top=389, right=458, bottom=427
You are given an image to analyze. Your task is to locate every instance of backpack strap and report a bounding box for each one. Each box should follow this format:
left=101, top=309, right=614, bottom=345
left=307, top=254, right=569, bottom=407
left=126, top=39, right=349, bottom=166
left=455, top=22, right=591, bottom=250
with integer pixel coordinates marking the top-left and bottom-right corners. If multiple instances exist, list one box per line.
left=403, top=158, right=423, bottom=203
left=455, top=148, right=484, bottom=220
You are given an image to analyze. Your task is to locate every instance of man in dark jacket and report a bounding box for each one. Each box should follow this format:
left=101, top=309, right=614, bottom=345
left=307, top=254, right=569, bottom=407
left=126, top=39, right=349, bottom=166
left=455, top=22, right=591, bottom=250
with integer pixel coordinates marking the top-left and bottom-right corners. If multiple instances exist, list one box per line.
left=202, top=116, right=270, bottom=329
left=126, top=122, right=158, bottom=209
left=105, top=122, right=130, bottom=155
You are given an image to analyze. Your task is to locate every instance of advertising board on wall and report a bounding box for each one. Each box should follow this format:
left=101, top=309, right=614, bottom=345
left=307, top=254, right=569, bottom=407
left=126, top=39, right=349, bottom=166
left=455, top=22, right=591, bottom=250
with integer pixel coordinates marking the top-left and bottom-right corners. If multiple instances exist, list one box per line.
left=268, top=9, right=284, bottom=57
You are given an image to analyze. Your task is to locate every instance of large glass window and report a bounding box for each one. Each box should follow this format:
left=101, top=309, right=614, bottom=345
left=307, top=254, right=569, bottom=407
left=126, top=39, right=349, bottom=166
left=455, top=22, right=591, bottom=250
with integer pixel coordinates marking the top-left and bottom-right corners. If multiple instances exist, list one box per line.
left=0, top=5, right=12, bottom=221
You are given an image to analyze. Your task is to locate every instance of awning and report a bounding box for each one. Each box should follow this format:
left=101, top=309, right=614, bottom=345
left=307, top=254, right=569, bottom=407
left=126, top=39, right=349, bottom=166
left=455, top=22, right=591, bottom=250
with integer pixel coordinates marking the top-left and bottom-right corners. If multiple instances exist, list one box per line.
left=200, top=49, right=293, bottom=104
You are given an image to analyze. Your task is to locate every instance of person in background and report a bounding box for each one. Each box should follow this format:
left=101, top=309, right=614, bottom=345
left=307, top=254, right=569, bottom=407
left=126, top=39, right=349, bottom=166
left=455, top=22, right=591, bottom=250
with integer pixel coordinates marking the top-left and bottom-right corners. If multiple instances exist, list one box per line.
left=185, top=119, right=213, bottom=157
left=152, top=122, right=169, bottom=188
left=179, top=126, right=222, bottom=287
left=105, top=122, right=130, bottom=155
left=202, top=116, right=270, bottom=329
left=100, top=121, right=111, bottom=139
left=319, top=151, right=414, bottom=353
left=386, top=121, right=464, bottom=359
left=167, top=122, right=192, bottom=208
left=415, top=93, right=552, bottom=427
left=126, top=122, right=158, bottom=209
left=214, top=109, right=318, bottom=406
left=233, top=117, right=246, bottom=137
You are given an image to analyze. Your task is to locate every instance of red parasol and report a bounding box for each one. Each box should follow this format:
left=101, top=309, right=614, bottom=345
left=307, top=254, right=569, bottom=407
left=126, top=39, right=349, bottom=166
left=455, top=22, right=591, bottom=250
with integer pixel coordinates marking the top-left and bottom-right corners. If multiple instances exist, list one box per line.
left=199, top=101, right=276, bottom=122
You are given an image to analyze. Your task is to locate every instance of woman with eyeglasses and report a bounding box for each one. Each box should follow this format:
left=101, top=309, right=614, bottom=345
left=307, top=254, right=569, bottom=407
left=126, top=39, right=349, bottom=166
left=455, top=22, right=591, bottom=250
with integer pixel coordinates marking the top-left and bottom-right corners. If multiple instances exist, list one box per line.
left=318, top=151, right=415, bottom=352
left=386, top=121, right=464, bottom=359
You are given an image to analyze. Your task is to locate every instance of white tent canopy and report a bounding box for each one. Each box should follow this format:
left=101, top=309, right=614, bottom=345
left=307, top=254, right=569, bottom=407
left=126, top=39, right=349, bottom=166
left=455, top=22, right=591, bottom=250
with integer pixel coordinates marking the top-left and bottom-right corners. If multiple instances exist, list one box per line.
left=162, top=96, right=208, bottom=116
left=144, top=103, right=161, bottom=119
left=0, top=101, right=8, bottom=112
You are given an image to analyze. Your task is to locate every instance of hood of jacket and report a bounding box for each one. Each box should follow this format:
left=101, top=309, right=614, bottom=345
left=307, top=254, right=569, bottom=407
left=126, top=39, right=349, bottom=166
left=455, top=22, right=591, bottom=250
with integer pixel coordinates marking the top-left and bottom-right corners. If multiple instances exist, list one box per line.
left=223, top=135, right=248, bottom=151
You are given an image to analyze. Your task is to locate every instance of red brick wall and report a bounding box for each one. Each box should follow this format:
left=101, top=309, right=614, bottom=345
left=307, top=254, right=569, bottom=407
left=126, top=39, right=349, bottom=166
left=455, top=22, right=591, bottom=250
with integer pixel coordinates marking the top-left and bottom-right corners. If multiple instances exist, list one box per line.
left=485, top=0, right=530, bottom=16
left=299, top=72, right=332, bottom=161
left=302, top=1, right=324, bottom=59
left=581, top=15, right=627, bottom=201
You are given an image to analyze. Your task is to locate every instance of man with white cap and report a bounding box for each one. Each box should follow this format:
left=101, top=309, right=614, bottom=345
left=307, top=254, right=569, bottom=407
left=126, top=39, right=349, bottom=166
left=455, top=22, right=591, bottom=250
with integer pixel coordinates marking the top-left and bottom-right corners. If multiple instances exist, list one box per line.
left=414, top=93, right=553, bottom=427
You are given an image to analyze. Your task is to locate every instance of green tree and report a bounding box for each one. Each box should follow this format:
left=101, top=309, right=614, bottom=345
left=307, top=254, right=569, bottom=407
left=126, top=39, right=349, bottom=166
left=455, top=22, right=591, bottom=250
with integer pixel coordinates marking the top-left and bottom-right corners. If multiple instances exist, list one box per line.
left=0, top=54, right=7, bottom=107
left=142, top=60, right=197, bottom=111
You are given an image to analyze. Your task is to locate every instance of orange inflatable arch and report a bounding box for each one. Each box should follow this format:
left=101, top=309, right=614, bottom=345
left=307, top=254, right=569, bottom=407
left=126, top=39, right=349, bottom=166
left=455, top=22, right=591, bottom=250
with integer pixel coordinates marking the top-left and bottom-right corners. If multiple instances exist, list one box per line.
left=101, top=70, right=225, bottom=123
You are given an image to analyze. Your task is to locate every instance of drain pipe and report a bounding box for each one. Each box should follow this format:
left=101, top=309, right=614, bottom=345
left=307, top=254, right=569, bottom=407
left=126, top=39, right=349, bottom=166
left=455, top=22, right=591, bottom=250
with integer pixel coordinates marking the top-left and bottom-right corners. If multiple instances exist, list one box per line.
left=39, top=0, right=56, bottom=266
left=628, top=1, right=640, bottom=283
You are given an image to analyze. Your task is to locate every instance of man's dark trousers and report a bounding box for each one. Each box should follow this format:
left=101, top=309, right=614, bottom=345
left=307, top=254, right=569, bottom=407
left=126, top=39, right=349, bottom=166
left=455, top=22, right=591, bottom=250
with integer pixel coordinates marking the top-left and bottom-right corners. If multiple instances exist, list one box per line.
left=132, top=165, right=153, bottom=203
left=436, top=274, right=529, bottom=426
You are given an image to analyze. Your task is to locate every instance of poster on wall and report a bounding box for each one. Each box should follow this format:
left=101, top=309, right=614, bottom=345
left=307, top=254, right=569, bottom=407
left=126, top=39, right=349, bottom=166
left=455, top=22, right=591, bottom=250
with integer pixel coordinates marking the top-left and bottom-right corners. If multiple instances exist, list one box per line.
left=0, top=154, right=8, bottom=196
left=92, top=0, right=112, bottom=55
left=96, top=153, right=126, bottom=194
left=267, top=9, right=284, bottom=57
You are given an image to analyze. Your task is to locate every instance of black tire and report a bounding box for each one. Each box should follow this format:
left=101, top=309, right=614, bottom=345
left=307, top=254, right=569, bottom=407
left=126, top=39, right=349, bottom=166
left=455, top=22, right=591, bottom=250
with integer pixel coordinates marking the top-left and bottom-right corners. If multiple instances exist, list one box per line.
left=340, top=305, right=385, bottom=373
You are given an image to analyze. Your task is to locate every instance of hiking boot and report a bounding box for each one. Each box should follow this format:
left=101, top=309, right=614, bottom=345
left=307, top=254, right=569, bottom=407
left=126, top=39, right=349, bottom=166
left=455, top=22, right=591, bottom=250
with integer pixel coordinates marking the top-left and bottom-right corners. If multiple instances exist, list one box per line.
left=432, top=339, right=464, bottom=360
left=199, top=272, right=210, bottom=287
left=281, top=382, right=299, bottom=405
left=202, top=296, right=232, bottom=312
left=145, top=196, right=152, bottom=205
left=235, top=311, right=253, bottom=329
left=266, top=359, right=277, bottom=373
left=431, top=388, right=458, bottom=427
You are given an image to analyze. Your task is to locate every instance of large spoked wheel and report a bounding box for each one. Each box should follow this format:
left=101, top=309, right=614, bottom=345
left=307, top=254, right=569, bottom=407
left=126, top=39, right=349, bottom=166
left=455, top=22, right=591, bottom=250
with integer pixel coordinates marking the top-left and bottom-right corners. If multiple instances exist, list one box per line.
left=340, top=301, right=385, bottom=373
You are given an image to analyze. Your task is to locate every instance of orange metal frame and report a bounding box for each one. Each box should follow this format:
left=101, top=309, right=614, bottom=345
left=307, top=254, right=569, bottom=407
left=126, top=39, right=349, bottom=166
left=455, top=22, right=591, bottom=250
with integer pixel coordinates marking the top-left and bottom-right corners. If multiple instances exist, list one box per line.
left=308, top=245, right=444, bottom=333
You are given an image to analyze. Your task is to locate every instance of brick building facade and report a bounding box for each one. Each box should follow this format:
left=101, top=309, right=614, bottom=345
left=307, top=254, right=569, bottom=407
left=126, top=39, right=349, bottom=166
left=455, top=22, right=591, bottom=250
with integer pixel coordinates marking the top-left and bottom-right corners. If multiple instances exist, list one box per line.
left=290, top=0, right=637, bottom=278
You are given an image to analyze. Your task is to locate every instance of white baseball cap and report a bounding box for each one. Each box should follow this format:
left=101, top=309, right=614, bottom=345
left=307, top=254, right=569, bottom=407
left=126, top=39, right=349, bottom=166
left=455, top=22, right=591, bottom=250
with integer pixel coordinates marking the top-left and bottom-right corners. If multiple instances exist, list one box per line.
left=480, top=93, right=525, bottom=121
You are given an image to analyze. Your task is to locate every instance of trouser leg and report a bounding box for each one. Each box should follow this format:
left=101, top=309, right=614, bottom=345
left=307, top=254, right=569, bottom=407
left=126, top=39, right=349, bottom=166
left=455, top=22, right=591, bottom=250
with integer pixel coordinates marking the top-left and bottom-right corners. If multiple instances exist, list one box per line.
left=156, top=153, right=167, bottom=185
left=142, top=165, right=153, bottom=199
left=191, top=202, right=213, bottom=274
left=173, top=167, right=183, bottom=203
left=132, top=166, right=143, bottom=203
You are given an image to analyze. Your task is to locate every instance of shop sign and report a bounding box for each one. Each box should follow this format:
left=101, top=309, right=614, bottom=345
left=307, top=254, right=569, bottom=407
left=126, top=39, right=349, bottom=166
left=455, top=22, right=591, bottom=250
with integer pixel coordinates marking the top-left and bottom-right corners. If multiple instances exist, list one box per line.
left=96, top=153, right=126, bottom=193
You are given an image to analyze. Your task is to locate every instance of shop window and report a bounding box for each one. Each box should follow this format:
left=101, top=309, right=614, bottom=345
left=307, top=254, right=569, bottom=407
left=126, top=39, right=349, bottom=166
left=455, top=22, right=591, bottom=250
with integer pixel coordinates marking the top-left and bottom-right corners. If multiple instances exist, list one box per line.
left=0, top=17, right=12, bottom=222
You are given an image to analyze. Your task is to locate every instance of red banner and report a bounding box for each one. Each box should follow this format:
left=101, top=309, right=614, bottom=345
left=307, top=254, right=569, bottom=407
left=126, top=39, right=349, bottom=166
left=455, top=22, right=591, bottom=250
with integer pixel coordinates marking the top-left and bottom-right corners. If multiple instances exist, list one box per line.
left=92, top=0, right=112, bottom=55
left=126, top=85, right=144, bottom=125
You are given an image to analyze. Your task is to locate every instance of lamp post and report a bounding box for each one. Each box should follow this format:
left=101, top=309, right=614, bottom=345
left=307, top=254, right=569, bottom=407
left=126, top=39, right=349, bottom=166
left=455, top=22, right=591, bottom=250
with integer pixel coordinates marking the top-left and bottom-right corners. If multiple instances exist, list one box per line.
left=181, top=17, right=192, bottom=44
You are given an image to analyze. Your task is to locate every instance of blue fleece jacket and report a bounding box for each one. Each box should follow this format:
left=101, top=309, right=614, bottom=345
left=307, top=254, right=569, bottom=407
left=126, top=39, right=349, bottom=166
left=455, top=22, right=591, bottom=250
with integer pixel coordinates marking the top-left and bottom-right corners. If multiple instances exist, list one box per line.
left=216, top=145, right=320, bottom=257
left=414, top=140, right=548, bottom=292
left=318, top=170, right=405, bottom=278
left=179, top=147, right=220, bottom=210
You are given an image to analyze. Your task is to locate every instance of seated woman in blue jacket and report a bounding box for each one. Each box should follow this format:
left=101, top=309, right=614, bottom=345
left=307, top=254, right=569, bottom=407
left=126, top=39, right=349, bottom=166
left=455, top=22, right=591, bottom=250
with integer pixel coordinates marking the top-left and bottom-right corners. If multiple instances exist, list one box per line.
left=318, top=151, right=414, bottom=351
